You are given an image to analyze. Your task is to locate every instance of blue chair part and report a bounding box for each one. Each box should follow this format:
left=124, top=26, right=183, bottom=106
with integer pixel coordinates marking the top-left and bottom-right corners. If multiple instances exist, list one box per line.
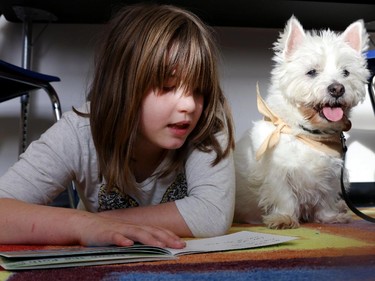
left=0, top=59, right=61, bottom=120
left=0, top=59, right=77, bottom=208
left=366, top=50, right=375, bottom=116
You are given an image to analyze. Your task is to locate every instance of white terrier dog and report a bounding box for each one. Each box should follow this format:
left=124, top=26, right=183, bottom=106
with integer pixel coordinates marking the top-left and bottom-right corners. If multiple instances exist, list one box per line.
left=234, top=16, right=370, bottom=229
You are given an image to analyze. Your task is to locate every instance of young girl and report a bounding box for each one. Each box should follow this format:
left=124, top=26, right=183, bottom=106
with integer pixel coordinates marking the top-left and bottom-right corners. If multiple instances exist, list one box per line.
left=0, top=4, right=235, bottom=248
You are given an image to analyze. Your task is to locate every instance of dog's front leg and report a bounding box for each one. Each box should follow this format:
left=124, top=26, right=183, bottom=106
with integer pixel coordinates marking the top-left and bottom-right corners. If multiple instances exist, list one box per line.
left=258, top=179, right=300, bottom=229
left=314, top=194, right=352, bottom=224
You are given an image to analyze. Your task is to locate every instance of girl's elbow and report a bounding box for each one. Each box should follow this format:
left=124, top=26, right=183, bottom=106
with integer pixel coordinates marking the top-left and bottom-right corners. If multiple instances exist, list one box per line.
left=194, top=211, right=233, bottom=238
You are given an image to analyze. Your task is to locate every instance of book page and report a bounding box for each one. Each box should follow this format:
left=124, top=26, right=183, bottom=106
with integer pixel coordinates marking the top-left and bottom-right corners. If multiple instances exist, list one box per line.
left=0, top=244, right=170, bottom=258
left=169, top=231, right=297, bottom=256
left=0, top=231, right=297, bottom=270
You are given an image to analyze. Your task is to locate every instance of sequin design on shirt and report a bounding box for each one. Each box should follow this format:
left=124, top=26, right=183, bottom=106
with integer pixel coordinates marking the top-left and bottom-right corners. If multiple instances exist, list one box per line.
left=98, top=172, right=187, bottom=211
left=98, top=185, right=138, bottom=211
left=160, top=173, right=187, bottom=203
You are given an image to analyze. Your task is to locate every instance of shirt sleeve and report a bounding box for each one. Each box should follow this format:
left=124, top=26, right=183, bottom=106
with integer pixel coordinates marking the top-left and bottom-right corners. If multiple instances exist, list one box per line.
left=175, top=135, right=235, bottom=237
left=0, top=111, right=84, bottom=205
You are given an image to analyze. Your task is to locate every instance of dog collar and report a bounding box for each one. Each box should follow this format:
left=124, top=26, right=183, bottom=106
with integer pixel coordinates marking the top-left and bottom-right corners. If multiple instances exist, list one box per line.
left=255, top=84, right=343, bottom=160
left=299, top=125, right=324, bottom=135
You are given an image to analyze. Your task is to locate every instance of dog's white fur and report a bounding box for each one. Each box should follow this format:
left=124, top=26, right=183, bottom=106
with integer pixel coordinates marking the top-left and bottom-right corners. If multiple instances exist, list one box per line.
left=234, top=16, right=370, bottom=229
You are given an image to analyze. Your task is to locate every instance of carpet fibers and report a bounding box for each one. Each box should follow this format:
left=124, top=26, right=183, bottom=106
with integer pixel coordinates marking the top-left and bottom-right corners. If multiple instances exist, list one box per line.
left=1, top=209, right=374, bottom=281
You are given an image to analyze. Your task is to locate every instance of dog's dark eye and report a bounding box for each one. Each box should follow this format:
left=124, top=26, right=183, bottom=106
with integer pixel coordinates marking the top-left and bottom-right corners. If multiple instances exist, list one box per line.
left=343, top=69, right=350, bottom=77
left=306, top=69, right=317, bottom=77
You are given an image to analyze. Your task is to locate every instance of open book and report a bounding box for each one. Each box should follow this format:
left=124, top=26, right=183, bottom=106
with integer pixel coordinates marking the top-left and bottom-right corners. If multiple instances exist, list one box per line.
left=0, top=231, right=297, bottom=270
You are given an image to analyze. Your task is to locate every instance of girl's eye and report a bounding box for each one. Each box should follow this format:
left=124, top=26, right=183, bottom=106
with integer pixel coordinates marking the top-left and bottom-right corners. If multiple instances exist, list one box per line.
left=163, top=86, right=175, bottom=92
left=162, top=76, right=177, bottom=92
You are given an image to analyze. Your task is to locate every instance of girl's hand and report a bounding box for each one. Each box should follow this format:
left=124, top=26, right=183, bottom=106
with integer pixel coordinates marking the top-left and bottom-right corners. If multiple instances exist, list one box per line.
left=0, top=199, right=186, bottom=248
left=72, top=213, right=186, bottom=249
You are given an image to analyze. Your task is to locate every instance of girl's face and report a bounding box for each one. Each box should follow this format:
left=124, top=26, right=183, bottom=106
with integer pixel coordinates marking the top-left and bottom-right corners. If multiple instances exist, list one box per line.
left=139, top=79, right=204, bottom=152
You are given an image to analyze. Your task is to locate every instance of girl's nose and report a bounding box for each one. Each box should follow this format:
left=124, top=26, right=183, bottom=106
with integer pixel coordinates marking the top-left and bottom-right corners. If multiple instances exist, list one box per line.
left=177, top=90, right=197, bottom=113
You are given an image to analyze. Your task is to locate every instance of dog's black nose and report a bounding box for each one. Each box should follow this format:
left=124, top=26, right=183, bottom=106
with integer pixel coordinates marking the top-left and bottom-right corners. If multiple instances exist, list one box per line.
left=328, top=83, right=345, bottom=98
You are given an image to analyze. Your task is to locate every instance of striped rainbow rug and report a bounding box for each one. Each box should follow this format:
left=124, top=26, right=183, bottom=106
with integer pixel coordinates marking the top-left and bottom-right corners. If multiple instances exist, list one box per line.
left=1, top=209, right=374, bottom=281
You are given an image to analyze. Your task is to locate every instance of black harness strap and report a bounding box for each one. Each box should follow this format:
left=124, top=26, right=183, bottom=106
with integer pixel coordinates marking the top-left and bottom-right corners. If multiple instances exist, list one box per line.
left=340, top=133, right=375, bottom=223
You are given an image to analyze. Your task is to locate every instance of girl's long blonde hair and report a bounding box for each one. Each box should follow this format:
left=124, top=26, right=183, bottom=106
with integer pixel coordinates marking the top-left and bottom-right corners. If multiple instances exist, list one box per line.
left=81, top=4, right=234, bottom=191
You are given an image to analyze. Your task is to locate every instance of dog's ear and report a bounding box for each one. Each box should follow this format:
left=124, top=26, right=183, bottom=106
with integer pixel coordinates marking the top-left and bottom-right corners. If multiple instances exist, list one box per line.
left=341, top=20, right=369, bottom=53
left=282, top=16, right=306, bottom=58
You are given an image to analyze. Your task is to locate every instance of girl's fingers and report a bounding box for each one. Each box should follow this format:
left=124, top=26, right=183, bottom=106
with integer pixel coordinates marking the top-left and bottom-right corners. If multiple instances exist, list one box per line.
left=147, top=227, right=186, bottom=248
left=111, top=233, right=135, bottom=247
left=79, top=216, right=186, bottom=248
left=118, top=225, right=186, bottom=249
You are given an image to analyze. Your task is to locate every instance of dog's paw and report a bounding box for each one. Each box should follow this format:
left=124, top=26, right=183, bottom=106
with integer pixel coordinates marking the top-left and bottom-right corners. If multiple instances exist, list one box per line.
left=335, top=212, right=352, bottom=223
left=337, top=200, right=349, bottom=213
left=315, top=211, right=352, bottom=224
left=263, top=214, right=300, bottom=229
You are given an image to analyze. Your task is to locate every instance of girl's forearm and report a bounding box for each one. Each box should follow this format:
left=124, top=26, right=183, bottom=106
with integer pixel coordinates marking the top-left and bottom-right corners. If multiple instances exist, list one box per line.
left=0, top=198, right=186, bottom=248
left=0, top=198, right=84, bottom=245
left=98, top=202, right=193, bottom=237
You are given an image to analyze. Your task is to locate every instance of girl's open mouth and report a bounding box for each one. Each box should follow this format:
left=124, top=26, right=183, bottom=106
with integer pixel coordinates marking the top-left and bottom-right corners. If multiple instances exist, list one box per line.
left=167, top=122, right=191, bottom=137
left=168, top=122, right=190, bottom=129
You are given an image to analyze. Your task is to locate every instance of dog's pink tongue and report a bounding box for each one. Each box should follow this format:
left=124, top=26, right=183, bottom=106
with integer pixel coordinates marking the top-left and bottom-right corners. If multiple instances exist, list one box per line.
left=322, top=107, right=343, bottom=122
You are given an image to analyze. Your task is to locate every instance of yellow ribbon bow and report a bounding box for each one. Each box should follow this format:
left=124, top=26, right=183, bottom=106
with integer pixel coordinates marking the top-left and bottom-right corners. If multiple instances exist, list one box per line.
left=255, top=84, right=343, bottom=161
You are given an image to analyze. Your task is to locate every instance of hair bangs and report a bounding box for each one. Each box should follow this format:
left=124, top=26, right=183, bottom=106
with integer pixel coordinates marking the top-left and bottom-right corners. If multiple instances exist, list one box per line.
left=148, top=23, right=215, bottom=97
left=179, top=36, right=214, bottom=97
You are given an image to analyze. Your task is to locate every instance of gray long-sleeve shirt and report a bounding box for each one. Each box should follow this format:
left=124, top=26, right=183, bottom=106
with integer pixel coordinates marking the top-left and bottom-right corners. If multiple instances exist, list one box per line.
left=0, top=104, right=235, bottom=237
